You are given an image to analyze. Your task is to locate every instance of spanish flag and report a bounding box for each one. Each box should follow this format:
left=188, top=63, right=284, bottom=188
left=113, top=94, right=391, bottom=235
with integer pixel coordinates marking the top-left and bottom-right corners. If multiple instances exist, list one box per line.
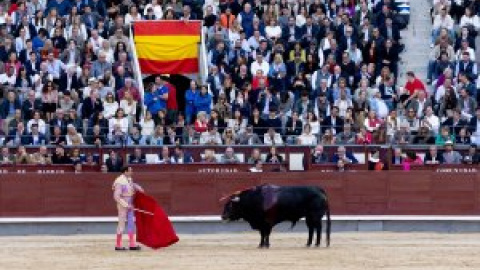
left=133, top=21, right=202, bottom=74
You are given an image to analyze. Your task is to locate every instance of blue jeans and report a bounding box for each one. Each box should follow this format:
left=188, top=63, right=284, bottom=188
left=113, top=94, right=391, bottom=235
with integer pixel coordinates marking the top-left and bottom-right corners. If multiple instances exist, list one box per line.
left=384, top=99, right=394, bottom=112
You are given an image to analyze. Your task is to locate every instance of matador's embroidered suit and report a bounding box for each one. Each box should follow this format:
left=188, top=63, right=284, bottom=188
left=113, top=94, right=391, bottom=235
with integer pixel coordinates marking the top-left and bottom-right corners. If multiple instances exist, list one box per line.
left=113, top=172, right=142, bottom=250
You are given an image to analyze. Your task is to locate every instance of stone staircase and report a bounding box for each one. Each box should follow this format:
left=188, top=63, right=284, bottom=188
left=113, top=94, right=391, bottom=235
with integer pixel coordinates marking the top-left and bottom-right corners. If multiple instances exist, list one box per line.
left=397, top=0, right=432, bottom=86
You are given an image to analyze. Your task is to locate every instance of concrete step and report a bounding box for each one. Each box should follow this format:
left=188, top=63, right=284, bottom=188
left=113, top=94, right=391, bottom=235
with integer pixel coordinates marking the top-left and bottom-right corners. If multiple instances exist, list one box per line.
left=402, top=65, right=429, bottom=71
left=401, top=65, right=428, bottom=72
left=409, top=19, right=432, bottom=25
left=403, top=53, right=431, bottom=59
left=403, top=32, right=431, bottom=37
left=396, top=0, right=432, bottom=84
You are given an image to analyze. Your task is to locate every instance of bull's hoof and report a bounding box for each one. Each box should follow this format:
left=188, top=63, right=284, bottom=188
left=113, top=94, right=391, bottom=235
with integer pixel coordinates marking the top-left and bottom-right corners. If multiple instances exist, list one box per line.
left=305, top=244, right=311, bottom=248
left=315, top=244, right=321, bottom=248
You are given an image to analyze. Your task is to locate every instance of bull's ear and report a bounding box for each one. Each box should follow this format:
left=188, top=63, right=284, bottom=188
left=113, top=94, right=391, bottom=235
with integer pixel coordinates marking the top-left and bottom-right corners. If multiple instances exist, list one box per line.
left=231, top=196, right=240, bottom=202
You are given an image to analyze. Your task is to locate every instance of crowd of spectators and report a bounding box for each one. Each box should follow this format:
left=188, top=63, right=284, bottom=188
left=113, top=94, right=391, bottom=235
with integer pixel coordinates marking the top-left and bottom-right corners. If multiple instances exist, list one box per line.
left=0, top=0, right=477, bottom=170
left=428, top=0, right=480, bottom=146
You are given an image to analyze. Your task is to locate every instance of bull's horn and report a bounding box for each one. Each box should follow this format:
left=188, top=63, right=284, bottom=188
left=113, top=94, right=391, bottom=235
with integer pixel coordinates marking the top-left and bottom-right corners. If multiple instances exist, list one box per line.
left=218, top=194, right=231, bottom=202
left=218, top=188, right=249, bottom=203
left=218, top=189, right=242, bottom=202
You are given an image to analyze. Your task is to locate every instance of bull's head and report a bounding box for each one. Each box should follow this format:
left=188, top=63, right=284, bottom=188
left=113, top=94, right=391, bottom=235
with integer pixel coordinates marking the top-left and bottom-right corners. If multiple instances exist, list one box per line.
left=221, top=195, right=242, bottom=221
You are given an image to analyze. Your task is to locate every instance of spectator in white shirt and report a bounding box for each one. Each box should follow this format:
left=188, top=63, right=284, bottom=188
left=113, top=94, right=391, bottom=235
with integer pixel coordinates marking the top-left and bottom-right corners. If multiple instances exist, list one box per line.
left=250, top=53, right=270, bottom=76
left=265, top=18, right=282, bottom=40
left=103, top=92, right=119, bottom=119
left=125, top=5, right=142, bottom=26
left=27, top=110, right=46, bottom=134
left=455, top=40, right=476, bottom=62
left=247, top=30, right=264, bottom=51
left=421, top=106, right=440, bottom=134
left=459, top=7, right=480, bottom=30
left=108, top=108, right=129, bottom=134
left=143, top=0, right=163, bottom=19
left=88, top=29, right=104, bottom=55
left=66, top=124, right=84, bottom=145
left=200, top=126, right=223, bottom=145
left=264, top=127, right=283, bottom=145
left=297, top=124, right=317, bottom=145
left=140, top=111, right=155, bottom=138
left=0, top=66, right=17, bottom=86
left=432, top=6, right=454, bottom=47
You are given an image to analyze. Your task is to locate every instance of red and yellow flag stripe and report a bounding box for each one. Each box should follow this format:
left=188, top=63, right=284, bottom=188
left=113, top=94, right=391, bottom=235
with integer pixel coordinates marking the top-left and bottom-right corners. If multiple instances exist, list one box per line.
left=134, top=21, right=202, bottom=74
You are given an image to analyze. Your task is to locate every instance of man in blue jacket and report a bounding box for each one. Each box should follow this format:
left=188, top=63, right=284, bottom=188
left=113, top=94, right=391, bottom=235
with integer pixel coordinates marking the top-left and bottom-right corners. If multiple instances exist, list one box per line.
left=144, top=76, right=168, bottom=119
left=4, top=122, right=30, bottom=146
left=25, top=123, right=47, bottom=145
left=331, top=146, right=359, bottom=164
left=46, top=0, right=72, bottom=17
left=194, top=85, right=212, bottom=116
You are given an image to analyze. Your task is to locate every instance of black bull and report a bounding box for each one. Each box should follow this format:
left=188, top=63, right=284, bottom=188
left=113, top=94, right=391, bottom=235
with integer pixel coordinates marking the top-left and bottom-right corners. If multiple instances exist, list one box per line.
left=221, top=184, right=331, bottom=248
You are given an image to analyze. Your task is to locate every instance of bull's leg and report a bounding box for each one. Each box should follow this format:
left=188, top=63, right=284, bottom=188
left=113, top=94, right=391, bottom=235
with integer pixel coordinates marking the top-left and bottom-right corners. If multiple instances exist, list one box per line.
left=259, top=230, right=265, bottom=248
left=315, top=218, right=322, bottom=247
left=306, top=219, right=314, bottom=247
left=264, top=226, right=272, bottom=248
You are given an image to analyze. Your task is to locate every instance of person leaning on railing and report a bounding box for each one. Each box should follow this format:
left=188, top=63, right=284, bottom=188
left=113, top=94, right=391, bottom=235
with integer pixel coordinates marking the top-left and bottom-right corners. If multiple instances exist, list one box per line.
left=203, top=149, right=218, bottom=163
left=51, top=146, right=73, bottom=164
left=170, top=145, right=194, bottom=164
left=106, top=150, right=124, bottom=172
left=158, top=146, right=171, bottom=164
left=442, top=140, right=463, bottom=164
left=401, top=150, right=423, bottom=171
left=424, top=145, right=445, bottom=165
left=0, top=146, right=14, bottom=164
left=310, top=144, right=329, bottom=165
left=15, top=145, right=32, bottom=164
left=462, top=144, right=480, bottom=164
left=200, top=126, right=223, bottom=145
left=128, top=148, right=146, bottom=164
left=332, top=146, right=359, bottom=165
left=265, top=146, right=283, bottom=164
left=221, top=147, right=240, bottom=164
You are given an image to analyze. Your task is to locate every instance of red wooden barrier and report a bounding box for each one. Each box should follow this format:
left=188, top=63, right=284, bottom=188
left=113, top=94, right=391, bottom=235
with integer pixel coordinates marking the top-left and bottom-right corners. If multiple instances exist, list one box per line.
left=1, top=171, right=480, bottom=217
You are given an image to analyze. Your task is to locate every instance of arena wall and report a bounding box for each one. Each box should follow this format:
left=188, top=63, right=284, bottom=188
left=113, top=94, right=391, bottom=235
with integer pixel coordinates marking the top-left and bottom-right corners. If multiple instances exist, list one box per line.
left=1, top=170, right=479, bottom=217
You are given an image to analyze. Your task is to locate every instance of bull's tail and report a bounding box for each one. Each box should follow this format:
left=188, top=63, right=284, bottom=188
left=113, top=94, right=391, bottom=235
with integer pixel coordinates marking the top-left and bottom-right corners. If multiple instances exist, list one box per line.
left=325, top=198, right=331, bottom=247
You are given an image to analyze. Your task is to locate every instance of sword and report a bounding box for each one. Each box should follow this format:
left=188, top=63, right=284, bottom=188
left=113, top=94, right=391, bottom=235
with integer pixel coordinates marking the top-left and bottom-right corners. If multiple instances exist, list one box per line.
left=133, top=208, right=154, bottom=215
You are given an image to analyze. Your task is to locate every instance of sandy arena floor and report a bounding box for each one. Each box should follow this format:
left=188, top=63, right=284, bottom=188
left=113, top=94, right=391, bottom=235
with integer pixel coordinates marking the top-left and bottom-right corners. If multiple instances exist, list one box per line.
left=1, top=232, right=480, bottom=270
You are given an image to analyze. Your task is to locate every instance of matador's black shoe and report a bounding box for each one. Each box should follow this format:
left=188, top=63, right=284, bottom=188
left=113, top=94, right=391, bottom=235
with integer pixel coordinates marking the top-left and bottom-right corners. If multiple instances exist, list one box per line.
left=129, top=246, right=141, bottom=251
left=115, top=247, right=127, bottom=251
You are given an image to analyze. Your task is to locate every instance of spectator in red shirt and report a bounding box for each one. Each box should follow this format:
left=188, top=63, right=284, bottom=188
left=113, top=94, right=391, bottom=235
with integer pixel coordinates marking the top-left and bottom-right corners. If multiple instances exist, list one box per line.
left=166, top=81, right=178, bottom=123
left=194, top=111, right=208, bottom=133
left=251, top=69, right=269, bottom=89
left=403, top=71, right=427, bottom=104
left=356, top=127, right=372, bottom=144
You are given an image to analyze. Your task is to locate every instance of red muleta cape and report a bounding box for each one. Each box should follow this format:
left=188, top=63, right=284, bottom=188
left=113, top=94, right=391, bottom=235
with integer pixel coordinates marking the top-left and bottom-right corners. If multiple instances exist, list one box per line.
left=133, top=192, right=179, bottom=249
